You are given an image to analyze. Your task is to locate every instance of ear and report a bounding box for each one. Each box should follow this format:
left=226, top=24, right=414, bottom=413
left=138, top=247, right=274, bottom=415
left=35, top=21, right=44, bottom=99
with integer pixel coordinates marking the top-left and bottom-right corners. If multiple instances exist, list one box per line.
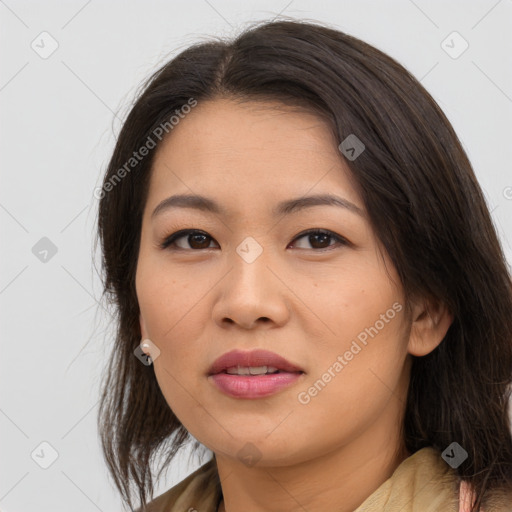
left=139, top=312, right=149, bottom=340
left=407, top=297, right=453, bottom=357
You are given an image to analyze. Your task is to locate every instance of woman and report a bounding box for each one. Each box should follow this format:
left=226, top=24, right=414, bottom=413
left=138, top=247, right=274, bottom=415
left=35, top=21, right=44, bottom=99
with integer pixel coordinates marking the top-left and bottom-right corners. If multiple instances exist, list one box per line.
left=96, top=19, right=512, bottom=512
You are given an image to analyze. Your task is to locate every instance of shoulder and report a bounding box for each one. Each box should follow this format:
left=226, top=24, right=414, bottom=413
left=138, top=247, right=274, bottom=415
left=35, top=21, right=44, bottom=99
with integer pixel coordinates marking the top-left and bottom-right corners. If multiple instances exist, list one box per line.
left=461, top=480, right=512, bottom=512
left=138, top=458, right=221, bottom=512
left=353, top=447, right=460, bottom=511
left=413, top=449, right=511, bottom=512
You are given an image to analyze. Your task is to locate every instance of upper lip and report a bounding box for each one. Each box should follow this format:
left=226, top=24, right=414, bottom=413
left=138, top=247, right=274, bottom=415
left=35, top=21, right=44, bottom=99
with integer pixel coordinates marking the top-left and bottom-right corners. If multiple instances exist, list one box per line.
left=208, top=349, right=303, bottom=375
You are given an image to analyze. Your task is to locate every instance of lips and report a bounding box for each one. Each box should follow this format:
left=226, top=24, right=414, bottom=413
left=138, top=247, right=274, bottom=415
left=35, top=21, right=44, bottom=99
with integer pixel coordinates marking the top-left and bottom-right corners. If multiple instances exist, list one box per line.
left=208, top=349, right=304, bottom=399
left=208, top=349, right=303, bottom=375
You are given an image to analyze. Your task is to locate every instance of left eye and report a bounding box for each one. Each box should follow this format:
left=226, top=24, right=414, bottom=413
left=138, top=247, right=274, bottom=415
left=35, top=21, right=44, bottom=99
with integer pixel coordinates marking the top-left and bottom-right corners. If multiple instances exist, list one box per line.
left=160, top=229, right=348, bottom=251
left=291, top=229, right=348, bottom=250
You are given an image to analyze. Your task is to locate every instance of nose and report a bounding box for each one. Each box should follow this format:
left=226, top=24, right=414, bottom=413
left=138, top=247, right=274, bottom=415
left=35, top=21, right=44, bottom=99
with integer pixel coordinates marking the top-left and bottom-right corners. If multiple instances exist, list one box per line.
left=212, top=245, right=291, bottom=330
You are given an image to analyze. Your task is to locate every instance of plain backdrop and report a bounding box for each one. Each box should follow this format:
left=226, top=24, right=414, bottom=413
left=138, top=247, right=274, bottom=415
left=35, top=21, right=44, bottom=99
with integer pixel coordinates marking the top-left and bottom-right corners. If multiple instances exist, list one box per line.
left=1, top=1, right=511, bottom=511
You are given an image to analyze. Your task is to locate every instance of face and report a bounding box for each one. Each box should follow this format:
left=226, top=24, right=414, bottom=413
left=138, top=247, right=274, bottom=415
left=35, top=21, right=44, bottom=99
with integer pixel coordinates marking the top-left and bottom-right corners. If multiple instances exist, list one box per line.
left=136, top=98, right=414, bottom=467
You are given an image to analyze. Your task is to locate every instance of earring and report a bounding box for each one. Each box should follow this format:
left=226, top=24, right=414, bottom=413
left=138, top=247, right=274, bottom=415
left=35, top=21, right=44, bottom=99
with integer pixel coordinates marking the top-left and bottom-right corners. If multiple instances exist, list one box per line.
left=140, top=338, right=161, bottom=365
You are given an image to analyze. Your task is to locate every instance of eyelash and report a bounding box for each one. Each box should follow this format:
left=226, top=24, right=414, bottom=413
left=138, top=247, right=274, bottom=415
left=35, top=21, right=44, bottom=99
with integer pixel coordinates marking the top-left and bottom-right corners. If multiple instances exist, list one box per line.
left=159, top=228, right=349, bottom=252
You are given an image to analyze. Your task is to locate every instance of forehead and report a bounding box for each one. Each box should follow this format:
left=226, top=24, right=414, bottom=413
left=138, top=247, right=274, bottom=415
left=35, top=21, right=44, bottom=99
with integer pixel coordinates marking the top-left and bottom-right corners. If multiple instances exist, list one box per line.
left=148, top=98, right=362, bottom=210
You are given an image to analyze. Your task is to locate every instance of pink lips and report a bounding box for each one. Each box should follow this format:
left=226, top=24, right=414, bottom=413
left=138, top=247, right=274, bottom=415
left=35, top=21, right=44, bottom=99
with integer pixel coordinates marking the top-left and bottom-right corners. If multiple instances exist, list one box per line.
left=208, top=349, right=304, bottom=399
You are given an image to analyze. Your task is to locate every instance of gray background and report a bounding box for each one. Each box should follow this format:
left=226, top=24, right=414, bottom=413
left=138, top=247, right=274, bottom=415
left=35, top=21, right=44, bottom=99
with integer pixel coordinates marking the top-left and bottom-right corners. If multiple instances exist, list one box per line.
left=1, top=1, right=511, bottom=511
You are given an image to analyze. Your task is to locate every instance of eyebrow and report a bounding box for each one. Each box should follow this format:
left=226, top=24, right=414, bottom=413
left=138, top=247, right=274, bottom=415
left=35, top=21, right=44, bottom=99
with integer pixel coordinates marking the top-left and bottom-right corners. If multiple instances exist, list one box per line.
left=151, top=193, right=365, bottom=219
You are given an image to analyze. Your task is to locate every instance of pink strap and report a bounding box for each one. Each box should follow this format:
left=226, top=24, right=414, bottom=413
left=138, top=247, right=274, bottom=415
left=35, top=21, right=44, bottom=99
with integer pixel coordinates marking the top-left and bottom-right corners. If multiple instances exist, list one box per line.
left=459, top=480, right=483, bottom=512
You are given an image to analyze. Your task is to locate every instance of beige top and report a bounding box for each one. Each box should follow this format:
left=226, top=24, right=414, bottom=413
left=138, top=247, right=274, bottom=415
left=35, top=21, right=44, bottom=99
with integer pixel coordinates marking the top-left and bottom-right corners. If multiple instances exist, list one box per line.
left=142, top=447, right=511, bottom=512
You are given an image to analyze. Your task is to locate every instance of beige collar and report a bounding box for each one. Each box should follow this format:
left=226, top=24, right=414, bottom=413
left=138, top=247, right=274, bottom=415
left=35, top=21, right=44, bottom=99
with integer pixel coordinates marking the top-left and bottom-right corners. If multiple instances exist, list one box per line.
left=146, top=447, right=462, bottom=512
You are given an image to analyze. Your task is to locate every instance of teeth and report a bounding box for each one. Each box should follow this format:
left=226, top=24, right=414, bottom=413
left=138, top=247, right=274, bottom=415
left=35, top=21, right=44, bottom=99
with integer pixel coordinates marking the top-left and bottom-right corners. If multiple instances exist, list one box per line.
left=225, top=365, right=279, bottom=375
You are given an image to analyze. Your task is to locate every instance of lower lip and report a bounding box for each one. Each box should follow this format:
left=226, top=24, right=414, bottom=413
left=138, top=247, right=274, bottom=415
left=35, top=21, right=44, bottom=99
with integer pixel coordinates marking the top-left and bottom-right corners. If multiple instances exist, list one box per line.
left=209, top=372, right=303, bottom=398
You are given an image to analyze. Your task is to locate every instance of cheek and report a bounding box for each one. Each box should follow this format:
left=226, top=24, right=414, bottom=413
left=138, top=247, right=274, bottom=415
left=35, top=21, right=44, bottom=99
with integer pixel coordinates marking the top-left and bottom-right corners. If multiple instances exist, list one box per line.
left=143, top=286, right=206, bottom=426
left=290, top=254, right=402, bottom=349
left=301, top=309, right=406, bottom=401
left=137, top=258, right=202, bottom=340
left=136, top=272, right=201, bottom=407
left=289, top=320, right=408, bottom=458
left=292, top=252, right=407, bottom=424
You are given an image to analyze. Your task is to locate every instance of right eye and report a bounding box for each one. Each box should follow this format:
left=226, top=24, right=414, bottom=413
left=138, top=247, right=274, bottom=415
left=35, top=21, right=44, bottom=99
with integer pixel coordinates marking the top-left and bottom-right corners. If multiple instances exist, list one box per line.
left=160, top=229, right=219, bottom=250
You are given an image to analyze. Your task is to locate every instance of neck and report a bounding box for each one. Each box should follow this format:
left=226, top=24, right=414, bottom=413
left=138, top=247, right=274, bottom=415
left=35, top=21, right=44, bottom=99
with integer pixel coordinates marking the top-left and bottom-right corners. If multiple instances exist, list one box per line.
left=215, top=414, right=410, bottom=512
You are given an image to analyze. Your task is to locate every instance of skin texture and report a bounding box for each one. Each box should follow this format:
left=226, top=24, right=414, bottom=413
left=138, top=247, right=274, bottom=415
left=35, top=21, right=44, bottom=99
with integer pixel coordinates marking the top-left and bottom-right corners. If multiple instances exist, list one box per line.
left=136, top=98, right=453, bottom=512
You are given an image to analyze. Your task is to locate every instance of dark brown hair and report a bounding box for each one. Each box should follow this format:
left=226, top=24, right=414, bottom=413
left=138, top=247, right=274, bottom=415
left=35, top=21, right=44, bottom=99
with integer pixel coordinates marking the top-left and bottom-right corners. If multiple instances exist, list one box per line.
left=96, top=19, right=512, bottom=511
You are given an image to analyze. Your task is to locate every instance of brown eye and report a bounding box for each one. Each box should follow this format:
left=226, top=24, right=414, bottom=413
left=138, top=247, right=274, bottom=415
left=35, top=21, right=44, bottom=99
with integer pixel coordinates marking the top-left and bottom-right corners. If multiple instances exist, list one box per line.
left=290, top=229, right=348, bottom=251
left=160, top=230, right=218, bottom=250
